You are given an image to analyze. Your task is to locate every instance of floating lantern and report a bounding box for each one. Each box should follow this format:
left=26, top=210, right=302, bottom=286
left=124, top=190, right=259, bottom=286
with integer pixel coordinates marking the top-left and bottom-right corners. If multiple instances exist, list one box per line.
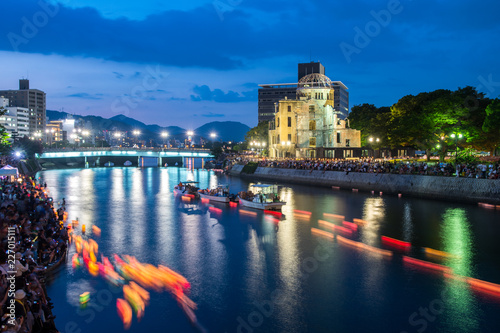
left=311, top=228, right=334, bottom=240
left=92, top=225, right=101, bottom=237
left=229, top=201, right=238, bottom=208
left=352, top=188, right=358, bottom=192
left=403, top=256, right=452, bottom=275
left=264, top=210, right=282, bottom=217
left=82, top=224, right=86, bottom=233
left=323, top=213, right=344, bottom=220
left=332, top=186, right=340, bottom=190
left=381, top=236, right=411, bottom=252
left=200, top=198, right=210, bottom=204
left=353, top=218, right=368, bottom=225
left=79, top=292, right=90, bottom=304
left=342, top=221, right=358, bottom=232
left=239, top=209, right=257, bottom=217
left=117, top=298, right=133, bottom=330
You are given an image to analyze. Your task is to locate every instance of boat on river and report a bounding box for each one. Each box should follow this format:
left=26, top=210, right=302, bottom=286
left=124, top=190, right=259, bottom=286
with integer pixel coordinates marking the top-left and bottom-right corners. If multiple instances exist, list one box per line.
left=173, top=181, right=200, bottom=197
left=198, top=185, right=233, bottom=203
left=238, top=184, right=286, bottom=210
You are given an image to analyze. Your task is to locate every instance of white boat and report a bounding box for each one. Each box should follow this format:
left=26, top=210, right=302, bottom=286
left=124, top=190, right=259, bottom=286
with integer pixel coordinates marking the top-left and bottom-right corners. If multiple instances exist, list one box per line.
left=173, top=181, right=200, bottom=197
left=238, top=184, right=286, bottom=211
left=198, top=185, right=231, bottom=203
left=124, top=160, right=132, bottom=166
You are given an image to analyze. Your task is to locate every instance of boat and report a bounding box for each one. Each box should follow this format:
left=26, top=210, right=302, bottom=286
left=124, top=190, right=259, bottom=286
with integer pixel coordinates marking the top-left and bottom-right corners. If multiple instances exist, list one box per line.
left=174, top=181, right=200, bottom=197
left=104, top=162, right=114, bottom=167
left=238, top=184, right=286, bottom=211
left=198, top=185, right=232, bottom=203
left=124, top=160, right=132, bottom=166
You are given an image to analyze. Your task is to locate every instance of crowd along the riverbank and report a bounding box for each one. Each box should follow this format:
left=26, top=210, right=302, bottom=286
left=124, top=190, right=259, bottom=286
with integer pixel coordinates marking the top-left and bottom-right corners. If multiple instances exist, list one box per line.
left=0, top=176, right=67, bottom=333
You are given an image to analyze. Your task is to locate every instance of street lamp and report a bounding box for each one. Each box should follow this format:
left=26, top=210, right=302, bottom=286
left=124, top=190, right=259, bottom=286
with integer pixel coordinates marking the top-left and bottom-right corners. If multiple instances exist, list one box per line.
left=450, top=133, right=463, bottom=163
left=161, top=131, right=168, bottom=147
left=186, top=131, right=194, bottom=148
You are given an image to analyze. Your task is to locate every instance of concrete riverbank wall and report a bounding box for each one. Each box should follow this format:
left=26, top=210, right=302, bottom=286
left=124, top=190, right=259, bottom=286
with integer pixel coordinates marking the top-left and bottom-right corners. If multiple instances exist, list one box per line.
left=230, top=165, right=500, bottom=205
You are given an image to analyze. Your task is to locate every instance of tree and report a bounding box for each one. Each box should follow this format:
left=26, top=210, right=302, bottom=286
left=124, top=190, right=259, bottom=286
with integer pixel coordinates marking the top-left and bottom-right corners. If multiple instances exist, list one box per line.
left=482, top=98, right=500, bottom=155
left=0, top=107, right=10, bottom=153
left=244, top=121, right=269, bottom=144
left=349, top=104, right=391, bottom=146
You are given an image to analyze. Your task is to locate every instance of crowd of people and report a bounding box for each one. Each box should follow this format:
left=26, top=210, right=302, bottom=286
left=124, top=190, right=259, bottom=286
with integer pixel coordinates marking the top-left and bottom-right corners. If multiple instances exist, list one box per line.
left=0, top=177, right=67, bottom=333
left=253, top=158, right=500, bottom=179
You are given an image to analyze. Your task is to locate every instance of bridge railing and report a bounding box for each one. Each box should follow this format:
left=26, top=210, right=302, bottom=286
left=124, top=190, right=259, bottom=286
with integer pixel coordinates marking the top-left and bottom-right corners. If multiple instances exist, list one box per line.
left=43, top=147, right=212, bottom=153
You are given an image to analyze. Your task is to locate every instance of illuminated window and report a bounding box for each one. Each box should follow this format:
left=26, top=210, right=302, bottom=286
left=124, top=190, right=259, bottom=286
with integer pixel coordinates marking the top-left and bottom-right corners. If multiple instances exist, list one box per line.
left=309, top=120, right=316, bottom=131
left=309, top=137, right=316, bottom=147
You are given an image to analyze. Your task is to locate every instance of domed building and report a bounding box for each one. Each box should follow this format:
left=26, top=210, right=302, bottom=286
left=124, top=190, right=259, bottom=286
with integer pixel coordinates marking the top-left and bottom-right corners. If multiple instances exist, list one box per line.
left=269, top=73, right=361, bottom=158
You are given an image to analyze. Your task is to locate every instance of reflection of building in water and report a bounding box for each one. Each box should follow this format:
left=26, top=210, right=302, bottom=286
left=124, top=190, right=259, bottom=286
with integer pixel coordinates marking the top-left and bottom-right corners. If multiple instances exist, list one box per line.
left=269, top=73, right=361, bottom=159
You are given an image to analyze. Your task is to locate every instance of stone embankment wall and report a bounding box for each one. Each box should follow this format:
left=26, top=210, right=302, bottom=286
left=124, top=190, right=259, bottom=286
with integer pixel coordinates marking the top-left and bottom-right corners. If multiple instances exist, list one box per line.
left=230, top=165, right=500, bottom=204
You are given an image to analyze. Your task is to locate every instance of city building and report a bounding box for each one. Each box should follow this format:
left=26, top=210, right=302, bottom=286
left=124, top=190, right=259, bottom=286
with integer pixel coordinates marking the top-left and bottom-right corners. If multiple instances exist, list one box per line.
left=268, top=73, right=361, bottom=158
left=0, top=97, right=30, bottom=141
left=0, top=79, right=46, bottom=135
left=258, top=62, right=349, bottom=123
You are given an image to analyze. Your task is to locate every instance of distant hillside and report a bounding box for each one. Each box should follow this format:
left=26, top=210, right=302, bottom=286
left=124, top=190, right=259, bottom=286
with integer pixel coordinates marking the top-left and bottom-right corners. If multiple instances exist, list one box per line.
left=195, top=121, right=250, bottom=142
left=46, top=111, right=249, bottom=142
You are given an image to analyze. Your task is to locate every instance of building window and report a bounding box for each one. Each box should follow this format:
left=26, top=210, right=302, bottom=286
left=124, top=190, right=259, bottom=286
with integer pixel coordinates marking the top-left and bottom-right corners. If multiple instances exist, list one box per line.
left=309, top=105, right=315, bottom=112
left=277, top=117, right=280, bottom=127
left=277, top=135, right=280, bottom=143
left=309, top=120, right=316, bottom=131
left=288, top=134, right=292, bottom=141
left=309, top=137, right=316, bottom=147
left=337, top=132, right=341, bottom=143
left=288, top=117, right=291, bottom=127
left=346, top=139, right=350, bottom=147
left=288, top=105, right=291, bottom=112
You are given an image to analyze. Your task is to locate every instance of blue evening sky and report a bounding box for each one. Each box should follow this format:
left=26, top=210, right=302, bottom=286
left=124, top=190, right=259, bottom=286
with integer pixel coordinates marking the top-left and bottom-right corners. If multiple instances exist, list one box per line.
left=1, top=0, right=499, bottom=128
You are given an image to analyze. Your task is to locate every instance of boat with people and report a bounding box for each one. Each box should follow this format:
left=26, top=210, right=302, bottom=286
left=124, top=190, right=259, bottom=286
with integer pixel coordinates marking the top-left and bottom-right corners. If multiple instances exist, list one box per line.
left=198, top=184, right=234, bottom=203
left=174, top=181, right=200, bottom=197
left=238, top=184, right=286, bottom=210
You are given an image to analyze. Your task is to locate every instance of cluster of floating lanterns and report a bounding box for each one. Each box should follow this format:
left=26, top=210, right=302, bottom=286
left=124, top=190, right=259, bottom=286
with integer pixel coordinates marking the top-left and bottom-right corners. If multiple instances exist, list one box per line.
left=304, top=209, right=500, bottom=300
left=71, top=231, right=196, bottom=329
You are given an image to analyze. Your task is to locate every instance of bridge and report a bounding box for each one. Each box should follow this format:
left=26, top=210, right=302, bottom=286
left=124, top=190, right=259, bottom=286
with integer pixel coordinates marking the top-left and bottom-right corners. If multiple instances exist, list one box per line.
left=37, top=148, right=214, bottom=168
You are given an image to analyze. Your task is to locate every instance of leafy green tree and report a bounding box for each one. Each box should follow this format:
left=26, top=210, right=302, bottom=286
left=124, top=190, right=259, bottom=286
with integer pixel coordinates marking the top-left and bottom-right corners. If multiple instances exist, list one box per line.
left=482, top=98, right=500, bottom=155
left=0, top=107, right=10, bottom=152
left=244, top=121, right=269, bottom=145
left=349, top=104, right=390, bottom=146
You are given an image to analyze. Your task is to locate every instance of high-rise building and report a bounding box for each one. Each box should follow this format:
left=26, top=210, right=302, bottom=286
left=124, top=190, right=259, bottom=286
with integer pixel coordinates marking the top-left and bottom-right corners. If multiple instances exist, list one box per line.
left=0, top=79, right=46, bottom=135
left=298, top=62, right=325, bottom=81
left=268, top=73, right=360, bottom=159
left=258, top=62, right=348, bottom=123
left=0, top=97, right=30, bottom=140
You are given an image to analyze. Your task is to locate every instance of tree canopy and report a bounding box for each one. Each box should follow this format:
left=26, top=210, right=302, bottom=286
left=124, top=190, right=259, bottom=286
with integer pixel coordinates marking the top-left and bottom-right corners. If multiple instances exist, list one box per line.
left=349, top=86, right=499, bottom=156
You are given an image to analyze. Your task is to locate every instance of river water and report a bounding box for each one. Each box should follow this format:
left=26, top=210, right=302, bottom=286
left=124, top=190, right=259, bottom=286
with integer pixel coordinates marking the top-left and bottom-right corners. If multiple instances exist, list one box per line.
left=38, top=167, right=500, bottom=333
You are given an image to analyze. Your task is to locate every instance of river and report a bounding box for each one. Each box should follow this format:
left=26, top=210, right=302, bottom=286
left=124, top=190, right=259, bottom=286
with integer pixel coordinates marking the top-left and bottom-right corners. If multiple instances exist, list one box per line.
left=38, top=167, right=500, bottom=333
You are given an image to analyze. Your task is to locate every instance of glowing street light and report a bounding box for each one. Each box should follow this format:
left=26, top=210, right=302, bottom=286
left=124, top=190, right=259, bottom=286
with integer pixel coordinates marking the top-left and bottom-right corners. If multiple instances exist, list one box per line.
left=210, top=132, right=216, bottom=139
left=161, top=132, right=169, bottom=138
left=187, top=131, right=194, bottom=136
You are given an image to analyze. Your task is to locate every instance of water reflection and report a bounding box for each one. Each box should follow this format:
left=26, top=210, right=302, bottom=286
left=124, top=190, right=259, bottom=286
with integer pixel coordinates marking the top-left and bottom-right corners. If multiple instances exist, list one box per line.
left=402, top=203, right=413, bottom=242
left=130, top=169, right=146, bottom=254
left=361, top=197, right=386, bottom=246
left=441, top=208, right=479, bottom=332
left=109, top=169, right=126, bottom=253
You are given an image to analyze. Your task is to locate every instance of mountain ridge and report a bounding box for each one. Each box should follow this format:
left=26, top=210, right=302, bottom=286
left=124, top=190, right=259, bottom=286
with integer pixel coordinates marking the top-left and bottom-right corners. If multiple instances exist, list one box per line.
left=46, top=110, right=250, bottom=142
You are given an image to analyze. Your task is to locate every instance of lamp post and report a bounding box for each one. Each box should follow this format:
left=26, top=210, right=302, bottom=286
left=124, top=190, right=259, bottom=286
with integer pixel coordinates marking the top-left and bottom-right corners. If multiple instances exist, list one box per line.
left=132, top=130, right=141, bottom=147
left=161, top=132, right=168, bottom=148
left=450, top=133, right=463, bottom=164
left=114, top=132, right=121, bottom=146
left=368, top=136, right=380, bottom=158
left=187, top=131, right=194, bottom=148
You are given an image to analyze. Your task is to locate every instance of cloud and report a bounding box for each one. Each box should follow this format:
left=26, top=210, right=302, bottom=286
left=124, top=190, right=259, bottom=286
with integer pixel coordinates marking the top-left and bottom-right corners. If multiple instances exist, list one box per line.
left=201, top=112, right=225, bottom=118
left=112, top=71, right=124, bottom=79
left=190, top=85, right=257, bottom=103
left=67, top=92, right=103, bottom=100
